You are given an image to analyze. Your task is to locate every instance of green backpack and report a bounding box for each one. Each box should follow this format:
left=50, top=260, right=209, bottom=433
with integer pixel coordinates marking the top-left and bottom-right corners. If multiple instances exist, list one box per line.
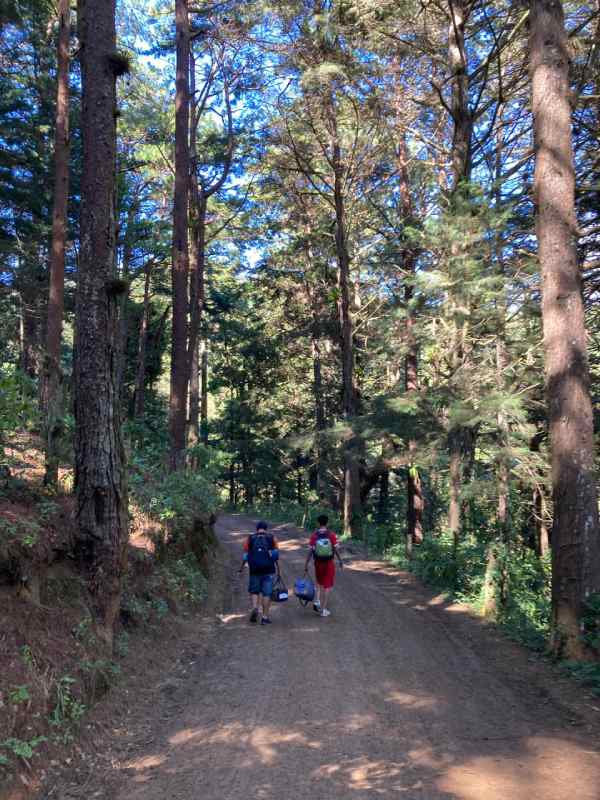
left=314, top=532, right=334, bottom=561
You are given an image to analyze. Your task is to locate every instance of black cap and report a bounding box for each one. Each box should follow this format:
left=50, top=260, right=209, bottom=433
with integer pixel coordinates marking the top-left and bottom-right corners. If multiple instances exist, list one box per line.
left=256, top=520, right=268, bottom=531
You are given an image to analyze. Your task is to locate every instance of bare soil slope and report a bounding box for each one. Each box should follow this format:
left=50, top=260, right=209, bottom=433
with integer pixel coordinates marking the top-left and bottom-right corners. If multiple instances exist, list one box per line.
left=41, top=514, right=600, bottom=800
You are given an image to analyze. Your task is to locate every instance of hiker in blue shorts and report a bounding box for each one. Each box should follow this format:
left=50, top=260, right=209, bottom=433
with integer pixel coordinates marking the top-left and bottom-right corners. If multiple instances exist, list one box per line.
left=239, top=521, right=280, bottom=626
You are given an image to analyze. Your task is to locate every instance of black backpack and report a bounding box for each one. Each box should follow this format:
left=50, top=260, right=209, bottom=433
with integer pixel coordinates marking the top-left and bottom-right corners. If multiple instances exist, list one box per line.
left=247, top=533, right=275, bottom=575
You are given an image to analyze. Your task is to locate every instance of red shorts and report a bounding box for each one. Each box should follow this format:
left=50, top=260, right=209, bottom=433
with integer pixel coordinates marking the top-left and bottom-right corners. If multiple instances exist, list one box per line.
left=314, top=558, right=335, bottom=589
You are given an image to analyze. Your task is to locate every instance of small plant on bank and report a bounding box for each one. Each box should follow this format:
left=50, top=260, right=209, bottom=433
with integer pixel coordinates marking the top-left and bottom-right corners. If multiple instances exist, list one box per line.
left=156, top=553, right=208, bottom=604
left=8, top=685, right=30, bottom=705
left=49, top=675, right=85, bottom=731
left=0, top=735, right=46, bottom=763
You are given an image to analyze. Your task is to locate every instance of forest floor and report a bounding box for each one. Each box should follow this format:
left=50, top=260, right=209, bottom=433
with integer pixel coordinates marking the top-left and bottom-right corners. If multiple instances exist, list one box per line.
left=30, top=513, right=600, bottom=800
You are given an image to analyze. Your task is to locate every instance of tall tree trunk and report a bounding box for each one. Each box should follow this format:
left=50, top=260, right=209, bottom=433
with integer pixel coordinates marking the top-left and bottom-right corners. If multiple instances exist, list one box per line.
left=446, top=0, right=474, bottom=545
left=448, top=432, right=462, bottom=544
left=42, top=0, right=70, bottom=487
left=448, top=0, right=472, bottom=185
left=133, top=260, right=152, bottom=419
left=74, top=0, right=128, bottom=653
left=329, top=114, right=360, bottom=535
left=168, top=0, right=190, bottom=470
left=117, top=202, right=136, bottom=400
left=304, top=268, right=327, bottom=495
left=534, top=485, right=550, bottom=557
left=187, top=194, right=206, bottom=447
left=200, top=340, right=209, bottom=444
left=397, top=132, right=424, bottom=548
left=530, top=0, right=600, bottom=658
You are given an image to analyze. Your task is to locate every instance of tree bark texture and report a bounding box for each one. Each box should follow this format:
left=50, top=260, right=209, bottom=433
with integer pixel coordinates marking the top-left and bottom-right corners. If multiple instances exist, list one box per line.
left=398, top=132, right=424, bottom=547
left=169, top=0, right=190, bottom=470
left=43, top=0, right=70, bottom=487
left=448, top=0, right=472, bottom=186
left=330, top=116, right=360, bottom=536
left=200, top=340, right=209, bottom=444
left=530, top=0, right=600, bottom=658
left=117, top=201, right=136, bottom=401
left=74, top=0, right=128, bottom=653
left=187, top=193, right=206, bottom=447
left=446, top=0, right=474, bottom=544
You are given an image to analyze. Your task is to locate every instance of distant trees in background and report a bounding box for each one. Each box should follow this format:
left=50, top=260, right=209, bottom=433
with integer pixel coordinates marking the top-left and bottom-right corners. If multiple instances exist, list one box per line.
left=0, top=0, right=598, bottom=657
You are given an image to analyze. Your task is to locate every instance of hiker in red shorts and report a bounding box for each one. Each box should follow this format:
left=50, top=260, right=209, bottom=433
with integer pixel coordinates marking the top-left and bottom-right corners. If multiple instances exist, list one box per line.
left=303, top=514, right=343, bottom=617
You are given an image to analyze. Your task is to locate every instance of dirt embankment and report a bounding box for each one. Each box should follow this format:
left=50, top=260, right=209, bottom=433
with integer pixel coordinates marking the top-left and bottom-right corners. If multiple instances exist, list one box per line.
left=28, top=513, right=600, bottom=800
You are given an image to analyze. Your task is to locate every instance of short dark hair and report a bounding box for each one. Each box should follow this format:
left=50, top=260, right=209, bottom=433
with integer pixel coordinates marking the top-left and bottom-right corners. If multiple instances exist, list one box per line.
left=317, top=514, right=328, bottom=525
left=256, top=520, right=268, bottom=531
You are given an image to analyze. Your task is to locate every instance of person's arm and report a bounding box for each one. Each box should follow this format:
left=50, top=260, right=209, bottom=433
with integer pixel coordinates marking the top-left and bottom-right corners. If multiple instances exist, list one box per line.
left=304, top=540, right=314, bottom=574
left=239, top=537, right=250, bottom=573
left=270, top=537, right=280, bottom=575
left=331, top=533, right=343, bottom=568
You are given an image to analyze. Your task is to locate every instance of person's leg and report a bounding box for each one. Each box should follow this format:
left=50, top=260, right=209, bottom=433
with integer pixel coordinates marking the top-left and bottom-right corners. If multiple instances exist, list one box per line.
left=320, top=562, right=335, bottom=616
left=260, top=575, right=274, bottom=624
left=262, top=595, right=272, bottom=619
left=314, top=584, right=322, bottom=611
left=248, top=574, right=260, bottom=622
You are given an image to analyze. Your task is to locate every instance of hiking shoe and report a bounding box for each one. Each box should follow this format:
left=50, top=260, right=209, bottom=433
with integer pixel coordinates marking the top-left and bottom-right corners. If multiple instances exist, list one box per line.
left=320, top=609, right=331, bottom=617
left=261, top=617, right=272, bottom=625
left=313, top=603, right=321, bottom=614
left=250, top=609, right=259, bottom=623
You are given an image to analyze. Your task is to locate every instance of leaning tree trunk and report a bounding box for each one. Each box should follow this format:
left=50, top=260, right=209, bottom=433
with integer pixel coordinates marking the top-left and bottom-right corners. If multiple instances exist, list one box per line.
left=168, top=0, right=190, bottom=470
left=530, top=0, right=600, bottom=659
left=43, top=0, right=70, bottom=488
left=74, top=0, right=128, bottom=653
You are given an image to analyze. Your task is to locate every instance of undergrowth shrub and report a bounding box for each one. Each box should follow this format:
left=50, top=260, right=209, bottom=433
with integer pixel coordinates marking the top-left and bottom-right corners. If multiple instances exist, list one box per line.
left=155, top=552, right=208, bottom=603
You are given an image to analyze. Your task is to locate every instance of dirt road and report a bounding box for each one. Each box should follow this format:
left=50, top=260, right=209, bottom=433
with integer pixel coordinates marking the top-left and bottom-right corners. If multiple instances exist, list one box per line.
left=48, top=515, right=600, bottom=799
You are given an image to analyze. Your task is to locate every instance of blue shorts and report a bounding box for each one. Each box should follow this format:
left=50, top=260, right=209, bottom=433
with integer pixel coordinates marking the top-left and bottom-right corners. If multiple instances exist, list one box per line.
left=248, top=573, right=274, bottom=596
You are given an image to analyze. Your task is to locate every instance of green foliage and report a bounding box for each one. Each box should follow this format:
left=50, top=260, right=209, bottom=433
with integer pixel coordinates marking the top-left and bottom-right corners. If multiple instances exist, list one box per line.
left=1, top=515, right=40, bottom=547
left=562, top=661, right=600, bottom=697
left=581, top=593, right=600, bottom=654
left=131, top=466, right=218, bottom=527
left=49, top=675, right=85, bottom=730
left=9, top=684, right=30, bottom=704
left=0, top=369, right=38, bottom=449
left=20, top=644, right=34, bottom=667
left=155, top=553, right=208, bottom=604
left=0, top=736, right=46, bottom=762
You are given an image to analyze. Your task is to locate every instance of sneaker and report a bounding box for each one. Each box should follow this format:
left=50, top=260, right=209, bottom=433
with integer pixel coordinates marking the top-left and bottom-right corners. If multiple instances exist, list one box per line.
left=250, top=609, right=259, bottom=623
left=313, top=603, right=321, bottom=614
left=320, top=609, right=331, bottom=617
left=261, top=617, right=272, bottom=625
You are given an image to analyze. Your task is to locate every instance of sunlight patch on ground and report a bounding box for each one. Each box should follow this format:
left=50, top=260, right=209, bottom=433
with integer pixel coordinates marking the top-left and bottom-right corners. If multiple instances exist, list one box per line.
left=124, top=754, right=166, bottom=772
left=276, top=539, right=304, bottom=552
left=249, top=725, right=320, bottom=765
left=313, top=757, right=408, bottom=792
left=216, top=612, right=247, bottom=624
left=342, top=713, right=376, bottom=732
left=436, top=736, right=600, bottom=800
left=385, top=690, right=437, bottom=711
